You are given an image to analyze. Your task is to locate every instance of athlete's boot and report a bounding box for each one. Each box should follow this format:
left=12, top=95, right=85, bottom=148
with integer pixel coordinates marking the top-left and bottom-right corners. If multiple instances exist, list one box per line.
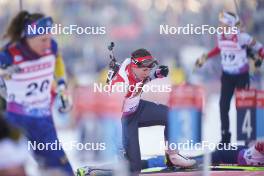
left=165, top=150, right=196, bottom=168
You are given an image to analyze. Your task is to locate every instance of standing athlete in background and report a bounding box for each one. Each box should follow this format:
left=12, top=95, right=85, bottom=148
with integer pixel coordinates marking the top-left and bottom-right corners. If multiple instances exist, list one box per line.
left=110, top=48, right=196, bottom=174
left=0, top=11, right=73, bottom=175
left=195, top=11, right=264, bottom=144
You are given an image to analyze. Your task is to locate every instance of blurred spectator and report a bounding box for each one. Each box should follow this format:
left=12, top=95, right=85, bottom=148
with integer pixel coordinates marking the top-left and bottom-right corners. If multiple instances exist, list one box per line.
left=0, top=114, right=28, bottom=176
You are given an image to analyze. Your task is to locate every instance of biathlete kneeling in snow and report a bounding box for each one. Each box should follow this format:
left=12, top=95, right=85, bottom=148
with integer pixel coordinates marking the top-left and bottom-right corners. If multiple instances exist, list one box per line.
left=195, top=11, right=264, bottom=144
left=110, top=48, right=196, bottom=173
left=0, top=11, right=73, bottom=175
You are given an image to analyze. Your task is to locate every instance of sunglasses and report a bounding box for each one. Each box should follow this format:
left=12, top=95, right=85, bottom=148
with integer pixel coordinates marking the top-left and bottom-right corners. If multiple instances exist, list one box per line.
left=24, top=17, right=53, bottom=37
left=132, top=58, right=158, bottom=68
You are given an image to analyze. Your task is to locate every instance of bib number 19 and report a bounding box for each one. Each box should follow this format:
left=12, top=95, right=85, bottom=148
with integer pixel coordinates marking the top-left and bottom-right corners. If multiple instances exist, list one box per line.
left=223, top=53, right=235, bottom=63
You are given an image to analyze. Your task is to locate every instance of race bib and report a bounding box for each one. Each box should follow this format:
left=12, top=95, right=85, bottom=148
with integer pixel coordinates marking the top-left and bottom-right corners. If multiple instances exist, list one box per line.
left=5, top=55, right=56, bottom=116
left=219, top=40, right=248, bottom=74
left=221, top=50, right=247, bottom=72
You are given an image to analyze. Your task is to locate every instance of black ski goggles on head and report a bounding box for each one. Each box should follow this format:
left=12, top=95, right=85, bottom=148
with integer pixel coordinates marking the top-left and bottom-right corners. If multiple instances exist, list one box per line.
left=131, top=56, right=158, bottom=68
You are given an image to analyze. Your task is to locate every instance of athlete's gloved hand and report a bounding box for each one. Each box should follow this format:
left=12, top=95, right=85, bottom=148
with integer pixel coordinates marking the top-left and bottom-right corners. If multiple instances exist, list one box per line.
left=57, top=85, right=72, bottom=113
left=154, top=65, right=169, bottom=78
left=255, top=58, right=263, bottom=68
left=195, top=53, right=208, bottom=68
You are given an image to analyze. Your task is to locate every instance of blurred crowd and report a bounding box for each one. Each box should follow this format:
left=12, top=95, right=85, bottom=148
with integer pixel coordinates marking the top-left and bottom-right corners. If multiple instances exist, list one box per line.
left=0, top=0, right=264, bottom=86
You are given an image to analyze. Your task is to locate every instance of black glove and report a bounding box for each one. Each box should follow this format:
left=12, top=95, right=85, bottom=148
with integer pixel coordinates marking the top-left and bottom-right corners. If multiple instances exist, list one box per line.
left=255, top=58, right=263, bottom=68
left=154, top=65, right=169, bottom=78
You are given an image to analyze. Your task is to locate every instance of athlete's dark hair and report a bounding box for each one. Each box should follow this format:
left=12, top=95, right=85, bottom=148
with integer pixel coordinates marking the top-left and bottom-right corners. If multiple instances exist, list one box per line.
left=131, top=48, right=152, bottom=59
left=3, top=10, right=44, bottom=43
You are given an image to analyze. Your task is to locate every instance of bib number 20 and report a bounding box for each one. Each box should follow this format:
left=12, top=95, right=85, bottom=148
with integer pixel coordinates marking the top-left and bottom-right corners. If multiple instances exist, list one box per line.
left=26, top=80, right=50, bottom=96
